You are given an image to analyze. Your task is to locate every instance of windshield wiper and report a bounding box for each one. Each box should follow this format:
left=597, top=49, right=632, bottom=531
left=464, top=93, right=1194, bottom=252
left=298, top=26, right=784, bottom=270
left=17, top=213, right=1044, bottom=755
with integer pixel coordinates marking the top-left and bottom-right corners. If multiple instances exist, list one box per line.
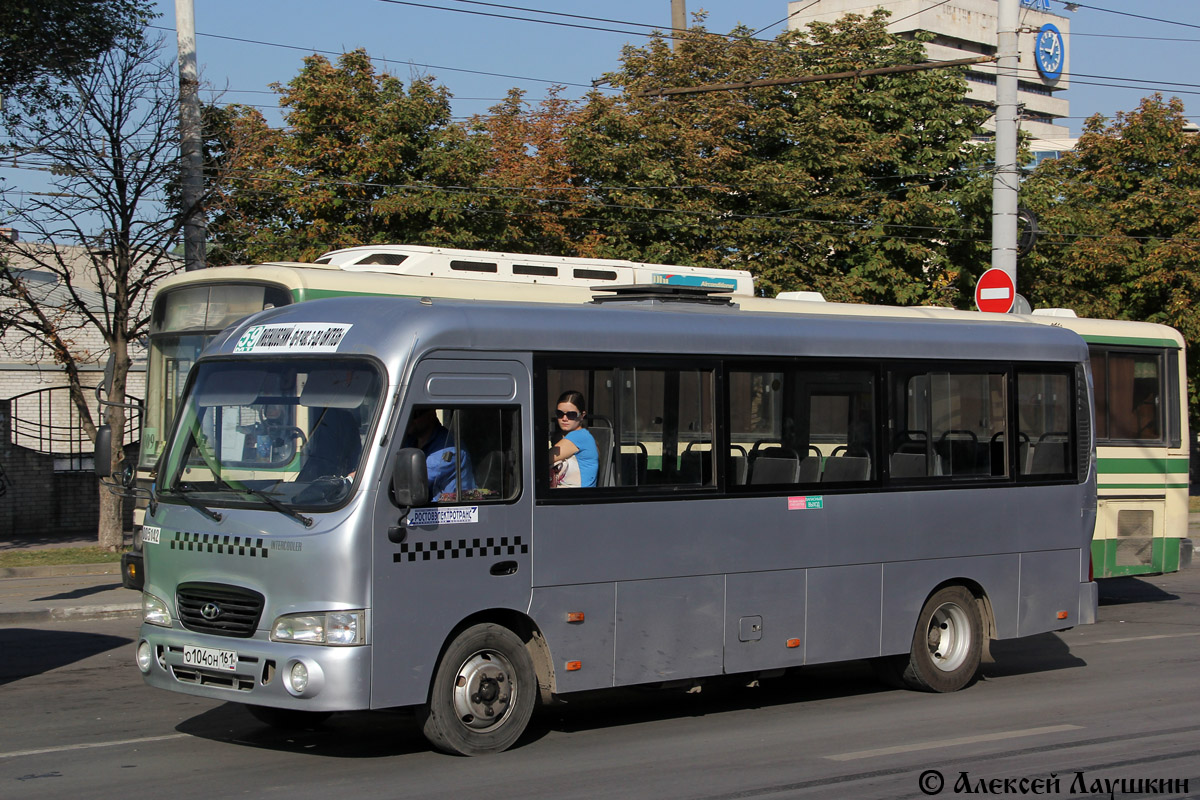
left=169, top=482, right=223, bottom=523
left=234, top=483, right=314, bottom=528
left=200, top=469, right=314, bottom=528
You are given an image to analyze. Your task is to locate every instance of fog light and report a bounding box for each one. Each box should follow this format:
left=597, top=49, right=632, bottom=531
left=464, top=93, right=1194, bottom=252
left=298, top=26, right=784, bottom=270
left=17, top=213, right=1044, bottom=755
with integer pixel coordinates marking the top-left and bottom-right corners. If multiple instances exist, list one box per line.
left=289, top=661, right=309, bottom=694
left=136, top=640, right=153, bottom=673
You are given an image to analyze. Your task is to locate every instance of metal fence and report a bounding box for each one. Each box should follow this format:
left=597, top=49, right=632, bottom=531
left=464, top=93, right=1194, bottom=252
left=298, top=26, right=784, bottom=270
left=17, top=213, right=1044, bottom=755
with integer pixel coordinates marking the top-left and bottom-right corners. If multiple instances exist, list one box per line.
left=9, top=386, right=141, bottom=472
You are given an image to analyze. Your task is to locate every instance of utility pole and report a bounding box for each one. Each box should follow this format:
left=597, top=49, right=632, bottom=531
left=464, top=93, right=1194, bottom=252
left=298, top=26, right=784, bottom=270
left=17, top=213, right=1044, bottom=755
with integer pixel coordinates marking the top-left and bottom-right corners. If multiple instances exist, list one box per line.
left=991, top=0, right=1019, bottom=289
left=176, top=0, right=206, bottom=271
left=671, top=0, right=686, bottom=51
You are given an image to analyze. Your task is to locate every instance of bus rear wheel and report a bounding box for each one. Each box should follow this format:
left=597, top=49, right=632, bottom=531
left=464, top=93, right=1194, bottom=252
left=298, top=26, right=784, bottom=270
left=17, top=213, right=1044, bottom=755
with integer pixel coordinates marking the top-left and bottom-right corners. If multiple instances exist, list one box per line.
left=879, top=585, right=983, bottom=693
left=420, top=623, right=536, bottom=756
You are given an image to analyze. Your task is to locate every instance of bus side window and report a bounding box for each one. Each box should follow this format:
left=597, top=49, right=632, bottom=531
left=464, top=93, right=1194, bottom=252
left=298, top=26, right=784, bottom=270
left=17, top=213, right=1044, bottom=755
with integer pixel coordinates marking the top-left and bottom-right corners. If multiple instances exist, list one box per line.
left=544, top=365, right=715, bottom=490
left=1017, top=371, right=1074, bottom=478
left=1092, top=349, right=1162, bottom=443
left=402, top=405, right=521, bottom=503
left=889, top=369, right=1007, bottom=480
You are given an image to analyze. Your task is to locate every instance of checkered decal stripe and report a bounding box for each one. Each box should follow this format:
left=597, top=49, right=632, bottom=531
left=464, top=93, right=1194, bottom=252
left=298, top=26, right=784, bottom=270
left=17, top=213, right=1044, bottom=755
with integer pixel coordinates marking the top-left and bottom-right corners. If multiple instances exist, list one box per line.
left=393, top=536, right=528, bottom=563
left=170, top=531, right=268, bottom=558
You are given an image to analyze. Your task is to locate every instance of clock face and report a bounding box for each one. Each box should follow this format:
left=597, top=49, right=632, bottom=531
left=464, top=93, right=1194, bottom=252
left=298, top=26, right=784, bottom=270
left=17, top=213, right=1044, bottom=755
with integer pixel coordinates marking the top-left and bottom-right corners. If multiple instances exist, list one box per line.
left=1035, top=23, right=1064, bottom=81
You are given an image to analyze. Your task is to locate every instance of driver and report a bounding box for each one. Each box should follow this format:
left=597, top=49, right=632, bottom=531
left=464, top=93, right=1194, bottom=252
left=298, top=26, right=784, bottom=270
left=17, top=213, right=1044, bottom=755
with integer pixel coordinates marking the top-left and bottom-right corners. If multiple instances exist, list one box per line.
left=297, top=408, right=361, bottom=483
left=403, top=408, right=475, bottom=502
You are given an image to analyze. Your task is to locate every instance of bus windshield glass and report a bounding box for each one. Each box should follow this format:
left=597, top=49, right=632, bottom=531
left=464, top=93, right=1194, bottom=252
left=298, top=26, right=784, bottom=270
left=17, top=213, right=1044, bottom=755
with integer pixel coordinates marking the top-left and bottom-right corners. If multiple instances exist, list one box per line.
left=158, top=359, right=382, bottom=510
left=140, top=283, right=292, bottom=469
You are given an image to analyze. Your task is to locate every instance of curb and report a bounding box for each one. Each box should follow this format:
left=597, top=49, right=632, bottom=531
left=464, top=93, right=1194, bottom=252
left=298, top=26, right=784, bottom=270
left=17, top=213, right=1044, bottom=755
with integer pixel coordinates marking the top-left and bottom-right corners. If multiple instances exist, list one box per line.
left=0, top=563, right=123, bottom=579
left=0, top=604, right=141, bottom=625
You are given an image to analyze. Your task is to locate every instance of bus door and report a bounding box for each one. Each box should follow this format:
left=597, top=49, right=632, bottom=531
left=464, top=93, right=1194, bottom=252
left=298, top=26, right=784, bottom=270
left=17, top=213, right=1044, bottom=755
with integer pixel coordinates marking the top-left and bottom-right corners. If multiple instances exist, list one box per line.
left=369, top=357, right=533, bottom=709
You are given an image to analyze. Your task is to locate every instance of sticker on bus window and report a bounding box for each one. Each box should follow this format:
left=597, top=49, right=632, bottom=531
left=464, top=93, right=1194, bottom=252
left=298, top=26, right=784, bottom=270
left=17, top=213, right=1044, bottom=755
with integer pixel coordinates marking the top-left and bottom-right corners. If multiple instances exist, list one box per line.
left=141, top=526, right=161, bottom=544
left=408, top=506, right=480, bottom=526
left=233, top=323, right=352, bottom=354
left=788, top=496, right=824, bottom=511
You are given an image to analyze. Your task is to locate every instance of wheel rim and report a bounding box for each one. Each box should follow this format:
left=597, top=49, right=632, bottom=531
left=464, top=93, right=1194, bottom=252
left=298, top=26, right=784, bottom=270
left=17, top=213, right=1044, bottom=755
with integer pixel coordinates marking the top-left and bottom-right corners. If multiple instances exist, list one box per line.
left=451, top=650, right=517, bottom=732
left=926, top=602, right=971, bottom=672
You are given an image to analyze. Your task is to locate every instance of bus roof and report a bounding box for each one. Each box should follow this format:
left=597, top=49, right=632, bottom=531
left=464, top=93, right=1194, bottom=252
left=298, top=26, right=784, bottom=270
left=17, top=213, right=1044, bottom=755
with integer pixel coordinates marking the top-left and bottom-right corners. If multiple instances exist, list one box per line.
left=208, top=294, right=1090, bottom=374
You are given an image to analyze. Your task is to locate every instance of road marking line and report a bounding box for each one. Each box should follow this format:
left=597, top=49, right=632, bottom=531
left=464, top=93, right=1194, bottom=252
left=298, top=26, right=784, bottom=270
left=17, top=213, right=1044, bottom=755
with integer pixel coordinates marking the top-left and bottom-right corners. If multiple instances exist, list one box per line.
left=0, top=733, right=189, bottom=759
left=826, top=724, right=1082, bottom=761
left=1071, top=631, right=1200, bottom=646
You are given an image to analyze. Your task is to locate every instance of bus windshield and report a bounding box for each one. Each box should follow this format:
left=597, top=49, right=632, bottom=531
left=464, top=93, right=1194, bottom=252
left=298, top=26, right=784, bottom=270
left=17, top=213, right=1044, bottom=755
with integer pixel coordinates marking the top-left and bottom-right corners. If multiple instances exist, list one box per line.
left=158, top=359, right=382, bottom=511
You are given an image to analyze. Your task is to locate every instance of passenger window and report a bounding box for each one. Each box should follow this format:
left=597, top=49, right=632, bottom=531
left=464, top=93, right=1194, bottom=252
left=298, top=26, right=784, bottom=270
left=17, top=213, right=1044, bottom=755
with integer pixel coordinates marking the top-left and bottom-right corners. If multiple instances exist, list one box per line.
left=889, top=369, right=1007, bottom=480
left=544, top=365, right=715, bottom=489
left=401, top=405, right=520, bottom=503
left=1017, top=371, right=1074, bottom=478
left=729, top=367, right=875, bottom=488
left=1091, top=350, right=1162, bottom=442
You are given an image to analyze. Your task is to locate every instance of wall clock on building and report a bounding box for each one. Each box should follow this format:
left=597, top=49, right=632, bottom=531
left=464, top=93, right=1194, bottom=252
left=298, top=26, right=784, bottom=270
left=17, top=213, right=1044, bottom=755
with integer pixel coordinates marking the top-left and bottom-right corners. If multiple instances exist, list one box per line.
left=1035, top=23, right=1064, bottom=81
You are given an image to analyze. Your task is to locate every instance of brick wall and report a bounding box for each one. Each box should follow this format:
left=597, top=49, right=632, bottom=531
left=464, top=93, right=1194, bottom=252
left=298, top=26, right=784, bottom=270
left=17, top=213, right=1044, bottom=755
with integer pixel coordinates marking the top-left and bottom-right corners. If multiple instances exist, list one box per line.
left=0, top=398, right=136, bottom=540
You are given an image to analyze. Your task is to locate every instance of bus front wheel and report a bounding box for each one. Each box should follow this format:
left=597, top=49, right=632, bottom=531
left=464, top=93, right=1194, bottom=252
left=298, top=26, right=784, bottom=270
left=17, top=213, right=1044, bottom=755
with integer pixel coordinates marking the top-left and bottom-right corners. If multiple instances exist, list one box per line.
left=878, top=585, right=983, bottom=693
left=420, top=623, right=536, bottom=756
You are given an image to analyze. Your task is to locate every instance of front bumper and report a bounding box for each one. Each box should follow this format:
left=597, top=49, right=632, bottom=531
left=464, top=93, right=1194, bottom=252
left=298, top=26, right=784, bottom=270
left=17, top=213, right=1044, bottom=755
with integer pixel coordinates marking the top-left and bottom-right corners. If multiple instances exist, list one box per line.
left=137, top=624, right=371, bottom=712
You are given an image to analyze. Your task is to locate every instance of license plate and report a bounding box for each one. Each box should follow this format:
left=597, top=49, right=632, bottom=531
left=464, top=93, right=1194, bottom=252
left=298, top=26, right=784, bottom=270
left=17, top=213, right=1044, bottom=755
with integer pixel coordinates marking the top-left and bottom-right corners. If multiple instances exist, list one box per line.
left=181, top=645, right=238, bottom=672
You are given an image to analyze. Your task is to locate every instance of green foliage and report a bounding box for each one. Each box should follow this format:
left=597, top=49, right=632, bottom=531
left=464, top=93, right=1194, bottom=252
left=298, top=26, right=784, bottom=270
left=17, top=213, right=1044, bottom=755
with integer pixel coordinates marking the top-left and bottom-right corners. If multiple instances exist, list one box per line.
left=0, top=0, right=153, bottom=111
left=1020, top=96, right=1200, bottom=426
left=207, top=13, right=988, bottom=296
left=562, top=11, right=991, bottom=303
left=207, top=50, right=489, bottom=263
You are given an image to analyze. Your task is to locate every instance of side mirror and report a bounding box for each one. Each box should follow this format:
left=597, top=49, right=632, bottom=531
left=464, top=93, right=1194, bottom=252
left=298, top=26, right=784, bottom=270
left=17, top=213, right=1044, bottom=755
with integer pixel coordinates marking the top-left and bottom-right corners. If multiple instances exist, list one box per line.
left=391, top=447, right=430, bottom=509
left=95, top=425, right=113, bottom=477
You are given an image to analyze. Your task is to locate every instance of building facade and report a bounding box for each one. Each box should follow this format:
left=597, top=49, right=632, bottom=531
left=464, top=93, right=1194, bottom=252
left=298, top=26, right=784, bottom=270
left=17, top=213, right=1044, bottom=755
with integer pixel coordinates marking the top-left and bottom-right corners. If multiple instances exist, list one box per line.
left=0, top=242, right=163, bottom=538
left=788, top=0, right=1075, bottom=159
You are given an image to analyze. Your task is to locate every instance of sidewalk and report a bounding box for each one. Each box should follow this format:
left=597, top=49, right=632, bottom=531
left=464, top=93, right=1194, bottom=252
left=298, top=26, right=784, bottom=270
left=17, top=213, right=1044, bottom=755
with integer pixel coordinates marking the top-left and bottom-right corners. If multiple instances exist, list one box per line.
left=0, top=531, right=140, bottom=624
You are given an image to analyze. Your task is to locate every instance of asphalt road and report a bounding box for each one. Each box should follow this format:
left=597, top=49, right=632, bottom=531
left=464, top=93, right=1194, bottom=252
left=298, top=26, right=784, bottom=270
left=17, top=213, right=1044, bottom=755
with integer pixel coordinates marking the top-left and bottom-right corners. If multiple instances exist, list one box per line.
left=2, top=571, right=1198, bottom=800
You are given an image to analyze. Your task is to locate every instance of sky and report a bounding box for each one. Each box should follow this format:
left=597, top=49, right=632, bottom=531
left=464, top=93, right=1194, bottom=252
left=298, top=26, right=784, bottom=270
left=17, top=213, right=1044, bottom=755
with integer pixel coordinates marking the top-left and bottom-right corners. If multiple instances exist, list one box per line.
left=5, top=0, right=1199, bottom=235
left=150, top=0, right=1200, bottom=135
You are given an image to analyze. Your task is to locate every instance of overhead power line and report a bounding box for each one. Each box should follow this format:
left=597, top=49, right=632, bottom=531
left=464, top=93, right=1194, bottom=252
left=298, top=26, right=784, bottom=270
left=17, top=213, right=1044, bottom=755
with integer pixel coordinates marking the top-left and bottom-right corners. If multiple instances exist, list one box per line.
left=637, top=55, right=995, bottom=97
left=1050, top=1, right=1200, bottom=31
left=374, top=0, right=780, bottom=44
left=146, top=25, right=601, bottom=90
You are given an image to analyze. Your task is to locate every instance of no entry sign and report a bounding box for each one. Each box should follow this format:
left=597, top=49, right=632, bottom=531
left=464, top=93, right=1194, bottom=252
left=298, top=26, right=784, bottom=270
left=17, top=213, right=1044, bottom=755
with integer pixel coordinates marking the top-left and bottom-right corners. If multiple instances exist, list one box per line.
left=975, top=268, right=1016, bottom=313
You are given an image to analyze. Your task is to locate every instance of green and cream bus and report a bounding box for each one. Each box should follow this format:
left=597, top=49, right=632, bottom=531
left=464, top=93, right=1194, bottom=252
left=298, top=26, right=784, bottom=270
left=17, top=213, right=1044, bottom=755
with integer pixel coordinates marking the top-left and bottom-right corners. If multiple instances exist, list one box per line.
left=122, top=246, right=1189, bottom=587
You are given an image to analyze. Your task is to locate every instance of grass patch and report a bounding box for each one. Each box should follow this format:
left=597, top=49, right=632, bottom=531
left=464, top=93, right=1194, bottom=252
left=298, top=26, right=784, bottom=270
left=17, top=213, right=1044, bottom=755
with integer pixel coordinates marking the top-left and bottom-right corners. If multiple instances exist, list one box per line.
left=1191, top=496, right=1200, bottom=514
left=0, top=547, right=126, bottom=568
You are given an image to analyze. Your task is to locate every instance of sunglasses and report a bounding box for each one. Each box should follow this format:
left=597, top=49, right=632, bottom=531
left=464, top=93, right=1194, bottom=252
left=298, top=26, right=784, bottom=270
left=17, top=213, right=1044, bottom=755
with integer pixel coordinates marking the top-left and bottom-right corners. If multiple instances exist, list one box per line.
left=555, top=409, right=580, bottom=420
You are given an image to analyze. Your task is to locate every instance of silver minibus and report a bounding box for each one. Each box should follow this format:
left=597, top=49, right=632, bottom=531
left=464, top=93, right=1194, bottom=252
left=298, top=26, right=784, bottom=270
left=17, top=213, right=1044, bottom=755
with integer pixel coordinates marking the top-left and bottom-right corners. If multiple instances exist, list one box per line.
left=124, top=290, right=1098, bottom=755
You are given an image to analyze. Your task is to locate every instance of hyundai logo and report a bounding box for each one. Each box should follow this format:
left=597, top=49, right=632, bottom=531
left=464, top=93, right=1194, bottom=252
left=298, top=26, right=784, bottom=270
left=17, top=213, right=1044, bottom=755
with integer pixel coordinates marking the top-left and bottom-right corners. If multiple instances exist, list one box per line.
left=200, top=602, right=222, bottom=621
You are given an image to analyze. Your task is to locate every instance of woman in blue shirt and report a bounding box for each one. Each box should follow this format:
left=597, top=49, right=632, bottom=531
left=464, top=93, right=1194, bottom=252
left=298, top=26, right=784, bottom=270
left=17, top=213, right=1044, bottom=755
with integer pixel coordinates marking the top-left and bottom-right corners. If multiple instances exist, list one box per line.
left=550, top=390, right=598, bottom=488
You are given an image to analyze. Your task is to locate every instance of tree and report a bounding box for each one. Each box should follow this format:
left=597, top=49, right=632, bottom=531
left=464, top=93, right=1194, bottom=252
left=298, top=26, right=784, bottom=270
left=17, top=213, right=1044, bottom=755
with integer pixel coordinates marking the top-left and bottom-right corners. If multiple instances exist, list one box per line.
left=0, top=35, right=185, bottom=549
left=1020, top=95, right=1200, bottom=425
left=561, top=11, right=991, bottom=303
left=206, top=50, right=488, bottom=263
left=472, top=87, right=603, bottom=256
left=0, top=0, right=153, bottom=110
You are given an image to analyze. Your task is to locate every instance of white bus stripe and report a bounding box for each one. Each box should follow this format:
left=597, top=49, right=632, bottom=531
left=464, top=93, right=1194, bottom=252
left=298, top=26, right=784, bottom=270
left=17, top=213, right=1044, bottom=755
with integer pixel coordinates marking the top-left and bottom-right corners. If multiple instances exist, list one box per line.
left=0, top=733, right=189, bottom=760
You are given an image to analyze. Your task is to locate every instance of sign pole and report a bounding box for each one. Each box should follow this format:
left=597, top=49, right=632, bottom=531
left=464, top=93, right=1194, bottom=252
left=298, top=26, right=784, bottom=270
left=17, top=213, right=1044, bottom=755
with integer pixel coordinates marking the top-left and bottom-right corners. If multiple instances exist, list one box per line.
left=991, top=0, right=1020, bottom=294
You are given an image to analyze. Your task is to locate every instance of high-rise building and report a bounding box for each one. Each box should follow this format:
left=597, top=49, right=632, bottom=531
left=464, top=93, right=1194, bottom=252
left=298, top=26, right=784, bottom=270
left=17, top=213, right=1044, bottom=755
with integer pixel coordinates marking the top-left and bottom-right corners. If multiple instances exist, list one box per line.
left=788, top=0, right=1075, bottom=159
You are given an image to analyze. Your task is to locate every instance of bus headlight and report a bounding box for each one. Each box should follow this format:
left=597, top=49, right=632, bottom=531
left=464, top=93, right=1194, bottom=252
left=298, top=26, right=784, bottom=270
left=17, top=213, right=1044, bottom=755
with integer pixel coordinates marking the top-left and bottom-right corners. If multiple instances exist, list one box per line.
left=142, top=592, right=172, bottom=627
left=284, top=658, right=325, bottom=697
left=136, top=640, right=154, bottom=673
left=271, top=610, right=365, bottom=645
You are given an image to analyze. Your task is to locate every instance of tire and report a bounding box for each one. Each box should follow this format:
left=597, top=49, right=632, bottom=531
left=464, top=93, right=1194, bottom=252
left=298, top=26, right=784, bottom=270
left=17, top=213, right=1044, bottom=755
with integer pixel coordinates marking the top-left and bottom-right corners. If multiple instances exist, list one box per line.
left=245, top=705, right=332, bottom=730
left=419, top=623, right=536, bottom=756
left=885, top=585, right=983, bottom=693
